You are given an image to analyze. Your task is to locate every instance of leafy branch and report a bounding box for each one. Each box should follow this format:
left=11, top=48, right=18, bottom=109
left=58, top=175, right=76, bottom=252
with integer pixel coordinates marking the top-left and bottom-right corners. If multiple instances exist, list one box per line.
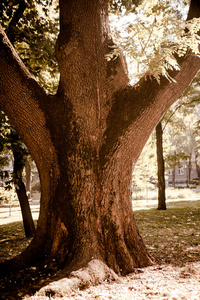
left=108, top=0, right=200, bottom=84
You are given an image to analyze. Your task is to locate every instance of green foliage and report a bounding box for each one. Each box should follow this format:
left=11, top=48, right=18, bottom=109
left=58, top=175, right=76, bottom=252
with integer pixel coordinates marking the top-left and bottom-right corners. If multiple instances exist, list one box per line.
left=163, top=96, right=200, bottom=172
left=0, top=0, right=59, bottom=93
left=0, top=111, right=12, bottom=172
left=0, top=112, right=10, bottom=172
left=133, top=84, right=200, bottom=191
left=0, top=187, right=17, bottom=204
left=108, top=0, right=200, bottom=83
left=165, top=151, right=190, bottom=169
left=0, top=111, right=31, bottom=191
left=109, top=0, right=142, bottom=13
left=132, top=133, right=157, bottom=192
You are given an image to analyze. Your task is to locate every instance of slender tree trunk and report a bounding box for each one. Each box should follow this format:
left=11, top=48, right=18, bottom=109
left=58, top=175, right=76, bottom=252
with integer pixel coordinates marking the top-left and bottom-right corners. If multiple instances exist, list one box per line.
left=172, top=167, right=176, bottom=188
left=188, top=158, right=192, bottom=186
left=156, top=122, right=166, bottom=210
left=25, top=163, right=31, bottom=200
left=15, top=178, right=35, bottom=238
left=12, top=148, right=35, bottom=238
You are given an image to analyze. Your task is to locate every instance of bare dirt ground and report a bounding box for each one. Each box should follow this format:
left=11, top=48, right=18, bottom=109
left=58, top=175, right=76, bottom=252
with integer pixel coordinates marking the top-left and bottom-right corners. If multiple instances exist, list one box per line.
left=1, top=199, right=200, bottom=299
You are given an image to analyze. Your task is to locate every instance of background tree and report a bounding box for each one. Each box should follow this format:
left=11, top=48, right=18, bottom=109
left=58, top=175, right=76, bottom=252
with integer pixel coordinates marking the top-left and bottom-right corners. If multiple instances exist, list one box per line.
left=0, top=111, right=35, bottom=237
left=132, top=134, right=157, bottom=200
left=0, top=0, right=200, bottom=296
left=156, top=121, right=166, bottom=210
left=134, top=71, right=200, bottom=198
left=164, top=85, right=200, bottom=187
left=11, top=131, right=35, bottom=238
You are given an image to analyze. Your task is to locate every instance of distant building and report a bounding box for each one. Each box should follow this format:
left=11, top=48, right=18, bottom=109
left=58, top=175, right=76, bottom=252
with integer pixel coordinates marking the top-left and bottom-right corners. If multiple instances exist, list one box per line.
left=167, top=150, right=199, bottom=188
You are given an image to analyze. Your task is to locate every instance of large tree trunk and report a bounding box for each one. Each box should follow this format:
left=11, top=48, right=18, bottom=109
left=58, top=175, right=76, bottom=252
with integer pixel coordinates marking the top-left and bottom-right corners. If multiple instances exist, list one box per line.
left=156, top=122, right=166, bottom=210
left=0, top=0, right=200, bottom=296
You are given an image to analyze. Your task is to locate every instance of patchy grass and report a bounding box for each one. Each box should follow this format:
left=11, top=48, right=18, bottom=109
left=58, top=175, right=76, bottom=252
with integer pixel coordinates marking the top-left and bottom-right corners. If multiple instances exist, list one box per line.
left=1, top=200, right=199, bottom=267
left=0, top=220, right=37, bottom=263
left=134, top=200, right=200, bottom=265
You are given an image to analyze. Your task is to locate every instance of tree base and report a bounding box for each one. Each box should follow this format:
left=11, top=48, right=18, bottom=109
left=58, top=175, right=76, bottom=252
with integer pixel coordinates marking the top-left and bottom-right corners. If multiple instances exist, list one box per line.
left=157, top=206, right=167, bottom=210
left=28, top=259, right=121, bottom=299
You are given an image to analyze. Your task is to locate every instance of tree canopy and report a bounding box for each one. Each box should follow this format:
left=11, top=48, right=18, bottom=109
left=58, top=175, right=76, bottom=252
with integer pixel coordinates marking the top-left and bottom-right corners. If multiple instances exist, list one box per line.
left=0, top=0, right=59, bottom=93
left=109, top=0, right=200, bottom=83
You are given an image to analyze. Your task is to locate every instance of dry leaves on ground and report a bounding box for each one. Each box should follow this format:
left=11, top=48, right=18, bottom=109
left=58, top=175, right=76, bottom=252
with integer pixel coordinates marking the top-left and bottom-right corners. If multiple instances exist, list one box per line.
left=24, top=262, right=200, bottom=300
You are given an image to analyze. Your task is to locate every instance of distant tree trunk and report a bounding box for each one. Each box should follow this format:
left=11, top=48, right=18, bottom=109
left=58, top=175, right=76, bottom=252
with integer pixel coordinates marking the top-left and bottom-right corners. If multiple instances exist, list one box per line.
left=188, top=158, right=192, bottom=185
left=12, top=147, right=35, bottom=238
left=196, top=162, right=200, bottom=177
left=172, top=167, right=176, bottom=188
left=15, top=177, right=35, bottom=238
left=156, top=122, right=166, bottom=210
left=25, top=163, right=31, bottom=200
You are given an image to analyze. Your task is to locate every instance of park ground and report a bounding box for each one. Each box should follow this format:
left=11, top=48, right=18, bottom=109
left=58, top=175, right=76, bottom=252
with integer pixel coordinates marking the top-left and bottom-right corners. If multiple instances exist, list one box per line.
left=0, top=195, right=200, bottom=299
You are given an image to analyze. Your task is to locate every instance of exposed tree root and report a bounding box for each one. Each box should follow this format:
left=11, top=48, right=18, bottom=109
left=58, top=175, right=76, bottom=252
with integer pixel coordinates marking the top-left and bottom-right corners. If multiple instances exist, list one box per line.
left=28, top=259, right=120, bottom=299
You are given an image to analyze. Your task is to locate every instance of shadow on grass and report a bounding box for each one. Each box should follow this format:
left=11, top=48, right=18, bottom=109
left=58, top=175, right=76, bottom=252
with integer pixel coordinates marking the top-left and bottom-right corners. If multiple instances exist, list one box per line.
left=0, top=220, right=37, bottom=263
left=134, top=199, right=200, bottom=266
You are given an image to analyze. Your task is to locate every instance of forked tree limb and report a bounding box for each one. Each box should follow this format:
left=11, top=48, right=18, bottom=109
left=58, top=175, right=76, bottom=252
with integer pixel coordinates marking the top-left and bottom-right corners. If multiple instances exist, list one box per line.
left=103, top=0, right=200, bottom=164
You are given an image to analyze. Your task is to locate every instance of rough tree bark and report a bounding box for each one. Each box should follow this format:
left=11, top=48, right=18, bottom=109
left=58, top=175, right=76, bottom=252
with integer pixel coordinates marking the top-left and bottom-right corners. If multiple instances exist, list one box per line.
left=0, top=0, right=200, bottom=296
left=156, top=122, right=166, bottom=210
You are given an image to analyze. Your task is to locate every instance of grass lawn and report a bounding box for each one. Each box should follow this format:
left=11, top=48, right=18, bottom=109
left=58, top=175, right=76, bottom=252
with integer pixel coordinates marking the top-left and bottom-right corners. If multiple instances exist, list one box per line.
left=0, top=199, right=199, bottom=266
left=0, top=220, right=37, bottom=263
left=133, top=199, right=200, bottom=265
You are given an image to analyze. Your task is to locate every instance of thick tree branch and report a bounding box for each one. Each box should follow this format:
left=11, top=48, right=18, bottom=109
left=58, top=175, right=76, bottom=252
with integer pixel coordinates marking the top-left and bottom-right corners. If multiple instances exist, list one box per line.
left=0, top=24, right=47, bottom=105
left=187, top=0, right=200, bottom=20
left=0, top=25, right=60, bottom=260
left=0, top=25, right=56, bottom=167
left=0, top=26, right=60, bottom=170
left=101, top=53, right=200, bottom=165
